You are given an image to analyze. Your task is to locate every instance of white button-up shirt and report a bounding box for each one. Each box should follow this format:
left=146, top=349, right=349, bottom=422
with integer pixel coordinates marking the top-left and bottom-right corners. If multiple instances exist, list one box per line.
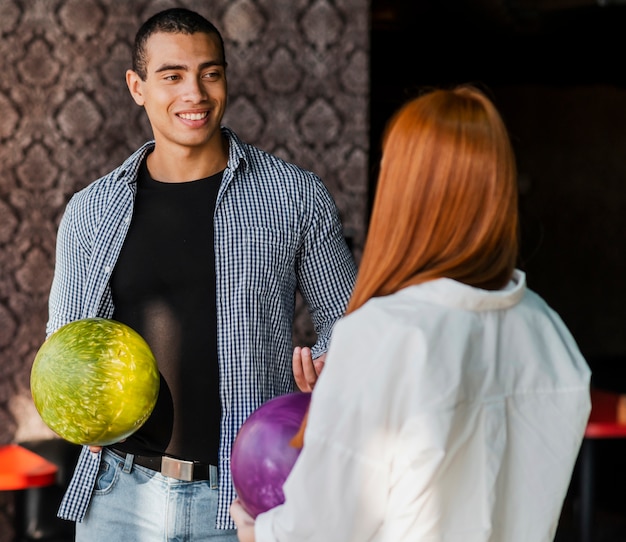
left=256, top=271, right=591, bottom=541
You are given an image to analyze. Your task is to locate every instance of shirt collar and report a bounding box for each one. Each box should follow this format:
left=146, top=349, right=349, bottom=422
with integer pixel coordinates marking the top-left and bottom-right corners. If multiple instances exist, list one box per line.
left=401, top=270, right=526, bottom=312
left=116, top=129, right=248, bottom=183
left=116, top=141, right=155, bottom=184
left=221, top=126, right=250, bottom=174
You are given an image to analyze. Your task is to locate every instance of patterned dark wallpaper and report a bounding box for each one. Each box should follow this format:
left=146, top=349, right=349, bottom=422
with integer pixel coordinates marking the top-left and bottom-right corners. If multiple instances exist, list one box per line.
left=0, top=0, right=369, bottom=536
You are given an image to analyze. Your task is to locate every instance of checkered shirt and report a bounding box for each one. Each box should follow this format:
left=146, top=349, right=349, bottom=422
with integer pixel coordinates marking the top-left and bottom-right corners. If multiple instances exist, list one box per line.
left=50, top=127, right=357, bottom=529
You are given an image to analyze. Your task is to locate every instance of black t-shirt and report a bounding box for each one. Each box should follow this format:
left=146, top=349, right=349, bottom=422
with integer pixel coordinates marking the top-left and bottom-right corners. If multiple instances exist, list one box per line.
left=110, top=158, right=222, bottom=465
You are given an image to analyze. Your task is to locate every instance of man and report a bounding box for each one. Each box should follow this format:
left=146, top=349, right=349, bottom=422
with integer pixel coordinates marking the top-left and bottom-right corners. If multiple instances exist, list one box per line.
left=47, top=8, right=356, bottom=541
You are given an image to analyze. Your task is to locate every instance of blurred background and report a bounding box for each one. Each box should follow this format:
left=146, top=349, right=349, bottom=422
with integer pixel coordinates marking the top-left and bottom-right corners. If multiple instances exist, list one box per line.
left=1, top=0, right=625, bottom=540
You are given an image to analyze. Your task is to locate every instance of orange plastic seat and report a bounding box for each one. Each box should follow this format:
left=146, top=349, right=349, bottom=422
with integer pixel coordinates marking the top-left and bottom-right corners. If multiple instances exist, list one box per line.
left=0, top=443, right=58, bottom=491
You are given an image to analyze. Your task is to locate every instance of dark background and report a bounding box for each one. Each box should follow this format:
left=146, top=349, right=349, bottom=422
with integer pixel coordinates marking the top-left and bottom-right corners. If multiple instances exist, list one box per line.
left=371, top=3, right=626, bottom=537
left=371, top=0, right=626, bottom=385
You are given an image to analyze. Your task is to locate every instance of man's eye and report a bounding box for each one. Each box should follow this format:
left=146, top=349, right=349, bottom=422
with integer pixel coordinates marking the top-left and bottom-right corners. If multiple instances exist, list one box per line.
left=203, top=71, right=220, bottom=79
left=164, top=74, right=180, bottom=81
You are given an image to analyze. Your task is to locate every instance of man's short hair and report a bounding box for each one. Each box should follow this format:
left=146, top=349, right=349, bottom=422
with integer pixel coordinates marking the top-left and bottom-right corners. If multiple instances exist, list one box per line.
left=132, top=8, right=226, bottom=80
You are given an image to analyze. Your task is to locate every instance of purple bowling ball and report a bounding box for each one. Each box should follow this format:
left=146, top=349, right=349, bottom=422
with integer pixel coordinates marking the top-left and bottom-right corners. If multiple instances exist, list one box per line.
left=231, top=391, right=312, bottom=518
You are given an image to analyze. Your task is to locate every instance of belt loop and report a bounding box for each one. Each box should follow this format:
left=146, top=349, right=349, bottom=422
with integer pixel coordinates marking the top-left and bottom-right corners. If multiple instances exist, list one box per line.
left=209, top=465, right=218, bottom=489
left=123, top=452, right=135, bottom=474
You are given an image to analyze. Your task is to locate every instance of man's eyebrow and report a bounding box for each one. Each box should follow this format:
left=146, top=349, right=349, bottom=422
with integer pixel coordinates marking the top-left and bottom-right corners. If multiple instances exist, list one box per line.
left=155, top=63, right=187, bottom=73
left=154, top=60, right=224, bottom=73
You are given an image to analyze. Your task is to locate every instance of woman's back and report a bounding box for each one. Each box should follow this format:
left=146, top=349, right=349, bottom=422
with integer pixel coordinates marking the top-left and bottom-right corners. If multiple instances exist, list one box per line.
left=260, top=271, right=590, bottom=541
left=232, top=86, right=591, bottom=542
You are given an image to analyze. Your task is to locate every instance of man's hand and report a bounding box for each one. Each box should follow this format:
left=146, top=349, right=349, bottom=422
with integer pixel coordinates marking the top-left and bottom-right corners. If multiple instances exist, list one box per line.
left=230, top=499, right=255, bottom=542
left=292, top=346, right=325, bottom=392
left=89, top=438, right=125, bottom=454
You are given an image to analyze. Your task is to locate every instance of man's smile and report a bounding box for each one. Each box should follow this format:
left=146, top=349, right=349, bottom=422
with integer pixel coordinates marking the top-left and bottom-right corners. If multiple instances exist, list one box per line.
left=178, top=111, right=209, bottom=121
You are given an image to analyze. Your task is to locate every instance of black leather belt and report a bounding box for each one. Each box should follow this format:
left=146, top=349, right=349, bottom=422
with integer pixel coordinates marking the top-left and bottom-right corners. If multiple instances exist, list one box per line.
left=111, top=448, right=216, bottom=482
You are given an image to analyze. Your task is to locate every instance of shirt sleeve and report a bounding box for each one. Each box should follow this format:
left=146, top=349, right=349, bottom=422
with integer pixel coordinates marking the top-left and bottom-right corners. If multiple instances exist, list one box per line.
left=295, top=179, right=357, bottom=358
left=254, top=433, right=389, bottom=542
left=254, top=436, right=396, bottom=541
left=252, top=308, right=435, bottom=542
left=46, top=195, right=89, bottom=336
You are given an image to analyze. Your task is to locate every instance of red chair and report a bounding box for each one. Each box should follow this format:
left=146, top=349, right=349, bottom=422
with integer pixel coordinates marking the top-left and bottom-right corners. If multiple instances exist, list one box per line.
left=578, top=388, right=626, bottom=542
left=0, top=444, right=58, bottom=491
left=0, top=443, right=59, bottom=541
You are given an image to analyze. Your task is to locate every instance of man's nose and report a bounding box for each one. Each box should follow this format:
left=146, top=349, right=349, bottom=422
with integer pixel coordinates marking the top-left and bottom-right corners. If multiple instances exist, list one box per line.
left=183, top=76, right=207, bottom=101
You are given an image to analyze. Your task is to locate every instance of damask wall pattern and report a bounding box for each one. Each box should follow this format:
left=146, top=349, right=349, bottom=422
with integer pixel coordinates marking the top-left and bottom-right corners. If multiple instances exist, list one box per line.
left=0, top=0, right=369, bottom=536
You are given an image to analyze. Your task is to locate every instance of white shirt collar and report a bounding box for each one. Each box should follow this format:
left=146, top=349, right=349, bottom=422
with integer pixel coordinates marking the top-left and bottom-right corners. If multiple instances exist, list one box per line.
left=399, top=269, right=526, bottom=312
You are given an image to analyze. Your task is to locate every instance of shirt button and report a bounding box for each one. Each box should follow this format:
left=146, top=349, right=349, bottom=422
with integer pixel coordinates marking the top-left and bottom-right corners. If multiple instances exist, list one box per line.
left=104, top=266, right=111, bottom=273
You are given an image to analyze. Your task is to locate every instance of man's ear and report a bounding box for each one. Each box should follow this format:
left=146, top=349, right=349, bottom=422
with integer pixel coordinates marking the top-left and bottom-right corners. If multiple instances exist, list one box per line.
left=126, top=69, right=145, bottom=106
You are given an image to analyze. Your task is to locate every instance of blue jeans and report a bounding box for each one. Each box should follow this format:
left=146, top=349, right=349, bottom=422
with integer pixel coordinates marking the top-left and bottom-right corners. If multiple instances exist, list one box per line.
left=76, top=448, right=238, bottom=542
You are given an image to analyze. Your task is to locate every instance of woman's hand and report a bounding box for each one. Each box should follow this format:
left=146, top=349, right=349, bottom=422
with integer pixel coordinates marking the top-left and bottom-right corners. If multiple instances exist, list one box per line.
left=230, top=499, right=256, bottom=542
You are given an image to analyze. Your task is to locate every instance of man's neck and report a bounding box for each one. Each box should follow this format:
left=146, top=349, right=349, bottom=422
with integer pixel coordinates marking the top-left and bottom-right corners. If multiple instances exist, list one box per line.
left=147, top=135, right=228, bottom=183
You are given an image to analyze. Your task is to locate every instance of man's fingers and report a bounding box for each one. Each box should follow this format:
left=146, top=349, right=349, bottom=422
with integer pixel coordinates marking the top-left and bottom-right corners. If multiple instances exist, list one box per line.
left=300, top=347, right=317, bottom=387
left=292, top=346, right=305, bottom=389
left=293, top=346, right=319, bottom=392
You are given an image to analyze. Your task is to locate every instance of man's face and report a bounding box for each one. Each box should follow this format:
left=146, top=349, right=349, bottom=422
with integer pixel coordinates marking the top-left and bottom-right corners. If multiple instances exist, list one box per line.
left=126, top=31, right=227, bottom=153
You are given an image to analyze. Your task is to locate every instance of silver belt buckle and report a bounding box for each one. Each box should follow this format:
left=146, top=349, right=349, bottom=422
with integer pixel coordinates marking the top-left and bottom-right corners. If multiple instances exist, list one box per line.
left=161, top=456, right=194, bottom=481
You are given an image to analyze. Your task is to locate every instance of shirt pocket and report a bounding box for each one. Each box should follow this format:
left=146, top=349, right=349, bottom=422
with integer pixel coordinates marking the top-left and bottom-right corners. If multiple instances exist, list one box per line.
left=242, top=227, right=298, bottom=293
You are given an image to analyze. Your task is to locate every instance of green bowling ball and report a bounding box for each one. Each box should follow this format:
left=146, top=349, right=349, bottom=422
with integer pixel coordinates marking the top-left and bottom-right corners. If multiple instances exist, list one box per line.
left=30, top=318, right=159, bottom=446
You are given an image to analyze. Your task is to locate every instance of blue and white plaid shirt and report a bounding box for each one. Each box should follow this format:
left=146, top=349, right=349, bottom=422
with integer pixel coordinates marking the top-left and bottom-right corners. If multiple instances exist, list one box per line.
left=50, top=127, right=357, bottom=529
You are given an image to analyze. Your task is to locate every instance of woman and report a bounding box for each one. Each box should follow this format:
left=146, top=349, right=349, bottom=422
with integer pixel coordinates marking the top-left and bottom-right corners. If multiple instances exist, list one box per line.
left=230, top=85, right=591, bottom=541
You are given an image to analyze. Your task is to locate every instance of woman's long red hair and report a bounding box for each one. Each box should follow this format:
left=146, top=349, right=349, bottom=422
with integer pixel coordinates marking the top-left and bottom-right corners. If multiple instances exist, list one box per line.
left=347, top=85, right=519, bottom=314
